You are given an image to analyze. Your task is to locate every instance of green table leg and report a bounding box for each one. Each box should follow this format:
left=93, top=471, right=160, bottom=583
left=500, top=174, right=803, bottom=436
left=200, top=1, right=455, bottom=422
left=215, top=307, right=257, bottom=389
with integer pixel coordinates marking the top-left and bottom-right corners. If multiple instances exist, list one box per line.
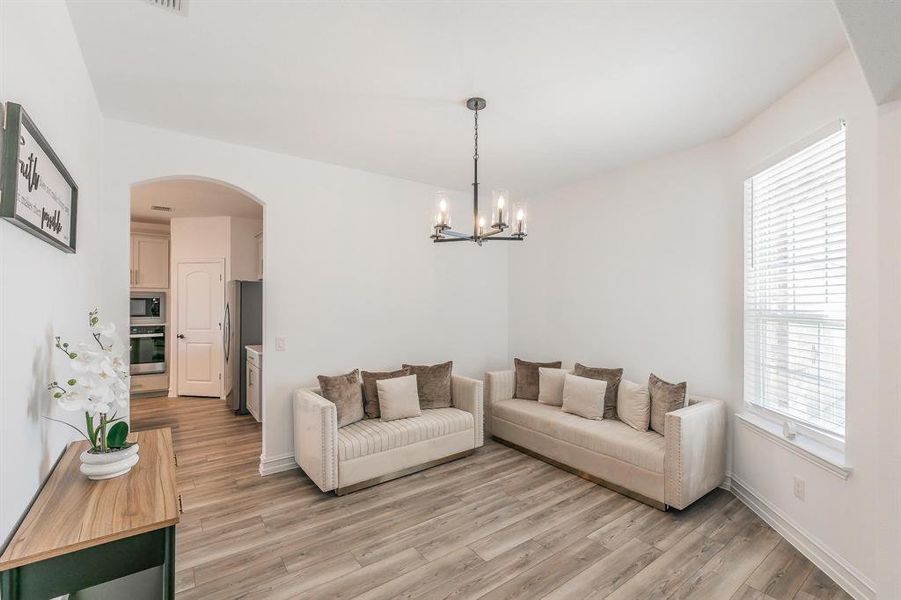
left=1, top=567, right=20, bottom=600
left=162, top=525, right=176, bottom=599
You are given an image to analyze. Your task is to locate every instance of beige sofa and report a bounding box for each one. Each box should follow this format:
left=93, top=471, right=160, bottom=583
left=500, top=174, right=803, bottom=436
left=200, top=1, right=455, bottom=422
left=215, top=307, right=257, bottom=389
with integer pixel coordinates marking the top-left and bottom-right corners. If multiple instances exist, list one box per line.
left=486, top=370, right=725, bottom=510
left=293, top=375, right=484, bottom=495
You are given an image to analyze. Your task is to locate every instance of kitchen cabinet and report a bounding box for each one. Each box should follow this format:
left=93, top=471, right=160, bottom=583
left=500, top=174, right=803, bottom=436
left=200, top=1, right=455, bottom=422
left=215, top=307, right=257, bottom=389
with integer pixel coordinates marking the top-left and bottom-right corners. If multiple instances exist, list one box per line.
left=131, top=233, right=169, bottom=289
left=246, top=345, right=262, bottom=422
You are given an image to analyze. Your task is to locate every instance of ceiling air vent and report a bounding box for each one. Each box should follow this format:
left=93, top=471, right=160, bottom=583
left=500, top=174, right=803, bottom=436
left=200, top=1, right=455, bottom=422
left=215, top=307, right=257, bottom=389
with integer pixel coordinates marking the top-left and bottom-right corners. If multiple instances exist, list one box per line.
left=150, top=205, right=173, bottom=213
left=144, top=0, right=188, bottom=15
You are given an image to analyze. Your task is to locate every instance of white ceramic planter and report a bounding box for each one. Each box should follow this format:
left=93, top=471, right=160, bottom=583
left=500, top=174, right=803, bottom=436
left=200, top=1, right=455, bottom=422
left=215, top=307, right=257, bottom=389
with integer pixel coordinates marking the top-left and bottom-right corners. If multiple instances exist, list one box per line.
left=79, top=444, right=140, bottom=480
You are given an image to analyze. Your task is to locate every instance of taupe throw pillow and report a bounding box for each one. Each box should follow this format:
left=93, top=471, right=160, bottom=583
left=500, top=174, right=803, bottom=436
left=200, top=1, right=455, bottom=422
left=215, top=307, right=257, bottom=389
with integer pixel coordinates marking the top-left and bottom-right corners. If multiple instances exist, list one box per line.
left=573, top=364, right=624, bottom=420
left=361, top=367, right=411, bottom=419
left=402, top=361, right=452, bottom=409
left=514, top=358, right=563, bottom=400
left=317, top=369, right=364, bottom=428
left=649, top=373, right=687, bottom=435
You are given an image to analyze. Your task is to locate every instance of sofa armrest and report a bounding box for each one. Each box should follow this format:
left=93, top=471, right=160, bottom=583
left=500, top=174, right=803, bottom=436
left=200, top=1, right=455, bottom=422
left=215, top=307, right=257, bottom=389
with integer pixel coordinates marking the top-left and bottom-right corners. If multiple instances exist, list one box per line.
left=484, top=370, right=515, bottom=437
left=293, top=388, right=338, bottom=492
left=452, top=375, right=484, bottom=447
left=664, top=398, right=727, bottom=509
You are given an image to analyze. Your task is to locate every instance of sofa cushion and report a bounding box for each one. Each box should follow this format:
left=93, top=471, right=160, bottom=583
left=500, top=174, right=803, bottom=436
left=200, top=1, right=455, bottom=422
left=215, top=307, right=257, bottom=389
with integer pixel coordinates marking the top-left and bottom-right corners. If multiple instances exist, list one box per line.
left=618, top=379, right=651, bottom=432
left=317, top=369, right=364, bottom=428
left=561, top=373, right=607, bottom=420
left=573, top=364, right=624, bottom=420
left=361, top=367, right=411, bottom=419
left=377, top=375, right=422, bottom=421
left=537, top=367, right=568, bottom=406
left=514, top=358, right=563, bottom=400
left=649, top=373, right=687, bottom=435
left=492, top=398, right=665, bottom=473
left=403, top=361, right=453, bottom=409
left=337, top=407, right=474, bottom=461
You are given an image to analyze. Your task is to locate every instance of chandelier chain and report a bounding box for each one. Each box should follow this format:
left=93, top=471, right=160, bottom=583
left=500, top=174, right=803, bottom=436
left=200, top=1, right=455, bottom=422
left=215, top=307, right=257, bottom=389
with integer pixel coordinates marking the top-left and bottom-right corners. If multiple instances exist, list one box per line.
left=473, top=109, right=479, bottom=161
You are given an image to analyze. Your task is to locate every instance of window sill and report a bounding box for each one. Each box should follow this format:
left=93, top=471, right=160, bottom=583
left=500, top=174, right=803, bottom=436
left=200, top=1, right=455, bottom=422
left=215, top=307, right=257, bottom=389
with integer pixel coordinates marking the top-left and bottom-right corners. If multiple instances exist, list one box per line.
left=736, top=412, right=852, bottom=480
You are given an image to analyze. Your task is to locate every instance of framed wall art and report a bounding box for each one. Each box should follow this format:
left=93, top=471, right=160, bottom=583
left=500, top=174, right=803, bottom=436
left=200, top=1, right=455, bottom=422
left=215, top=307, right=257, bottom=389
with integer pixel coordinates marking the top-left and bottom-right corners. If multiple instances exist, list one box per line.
left=1, top=102, right=78, bottom=253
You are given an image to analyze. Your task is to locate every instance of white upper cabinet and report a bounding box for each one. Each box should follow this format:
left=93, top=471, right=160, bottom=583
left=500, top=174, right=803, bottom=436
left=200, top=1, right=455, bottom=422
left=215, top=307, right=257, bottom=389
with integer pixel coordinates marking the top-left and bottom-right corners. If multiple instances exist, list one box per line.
left=131, top=233, right=170, bottom=289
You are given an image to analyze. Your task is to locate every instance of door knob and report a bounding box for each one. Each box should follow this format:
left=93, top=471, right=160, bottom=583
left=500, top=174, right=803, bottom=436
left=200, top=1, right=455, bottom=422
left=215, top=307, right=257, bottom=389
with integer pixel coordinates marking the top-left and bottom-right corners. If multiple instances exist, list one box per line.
left=177, top=334, right=185, bottom=339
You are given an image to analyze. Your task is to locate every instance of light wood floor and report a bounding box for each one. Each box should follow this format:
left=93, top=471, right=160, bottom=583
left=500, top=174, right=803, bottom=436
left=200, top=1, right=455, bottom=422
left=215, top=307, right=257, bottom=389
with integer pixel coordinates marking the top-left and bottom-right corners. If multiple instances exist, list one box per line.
left=131, top=395, right=852, bottom=600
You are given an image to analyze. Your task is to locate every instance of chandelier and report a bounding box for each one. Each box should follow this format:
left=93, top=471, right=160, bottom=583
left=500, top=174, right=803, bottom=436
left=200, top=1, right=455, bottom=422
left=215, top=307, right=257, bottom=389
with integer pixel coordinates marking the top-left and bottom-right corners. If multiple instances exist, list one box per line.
left=431, top=98, right=527, bottom=245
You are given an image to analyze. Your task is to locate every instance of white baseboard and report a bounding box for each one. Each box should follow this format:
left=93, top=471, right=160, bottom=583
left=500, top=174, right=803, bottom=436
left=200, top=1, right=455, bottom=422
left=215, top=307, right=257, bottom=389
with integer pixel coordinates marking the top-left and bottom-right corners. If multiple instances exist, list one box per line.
left=258, top=453, right=299, bottom=476
left=730, top=475, right=876, bottom=600
left=718, top=473, right=733, bottom=491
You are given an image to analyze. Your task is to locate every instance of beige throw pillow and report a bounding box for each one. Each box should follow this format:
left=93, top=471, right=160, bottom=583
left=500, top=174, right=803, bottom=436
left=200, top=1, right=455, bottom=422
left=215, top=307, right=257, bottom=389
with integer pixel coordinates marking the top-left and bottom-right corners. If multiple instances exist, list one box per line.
left=649, top=373, right=687, bottom=435
left=617, top=379, right=650, bottom=432
left=573, top=364, right=624, bottom=420
left=377, top=375, right=422, bottom=421
left=361, top=367, right=411, bottom=419
left=561, top=373, right=607, bottom=420
left=537, top=367, right=569, bottom=406
left=317, top=369, right=364, bottom=428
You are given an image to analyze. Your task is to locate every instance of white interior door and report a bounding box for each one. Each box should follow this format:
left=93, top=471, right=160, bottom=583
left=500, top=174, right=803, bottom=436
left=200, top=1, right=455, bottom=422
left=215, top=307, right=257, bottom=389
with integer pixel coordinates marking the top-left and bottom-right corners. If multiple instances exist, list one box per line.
left=177, top=260, right=224, bottom=397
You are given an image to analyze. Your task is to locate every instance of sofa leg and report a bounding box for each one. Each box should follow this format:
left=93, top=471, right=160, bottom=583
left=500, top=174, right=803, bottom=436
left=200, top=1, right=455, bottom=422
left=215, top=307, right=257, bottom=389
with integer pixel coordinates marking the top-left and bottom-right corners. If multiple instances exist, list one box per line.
left=334, top=449, right=475, bottom=496
left=491, top=436, right=668, bottom=511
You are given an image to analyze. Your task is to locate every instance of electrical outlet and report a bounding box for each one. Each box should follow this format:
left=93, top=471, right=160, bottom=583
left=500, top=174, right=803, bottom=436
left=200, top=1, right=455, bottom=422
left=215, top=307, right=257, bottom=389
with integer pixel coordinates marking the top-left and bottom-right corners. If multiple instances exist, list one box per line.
left=275, top=336, right=287, bottom=351
left=793, top=476, right=805, bottom=501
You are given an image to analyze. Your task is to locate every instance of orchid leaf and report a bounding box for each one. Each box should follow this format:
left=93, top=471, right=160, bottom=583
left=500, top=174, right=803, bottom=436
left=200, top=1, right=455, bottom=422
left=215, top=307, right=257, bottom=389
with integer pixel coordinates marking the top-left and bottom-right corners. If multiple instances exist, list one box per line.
left=107, top=421, right=129, bottom=449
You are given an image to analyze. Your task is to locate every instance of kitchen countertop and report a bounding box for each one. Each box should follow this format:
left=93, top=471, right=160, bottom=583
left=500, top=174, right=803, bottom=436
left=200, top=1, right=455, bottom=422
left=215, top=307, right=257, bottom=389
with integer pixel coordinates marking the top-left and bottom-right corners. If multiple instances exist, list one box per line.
left=246, top=345, right=262, bottom=355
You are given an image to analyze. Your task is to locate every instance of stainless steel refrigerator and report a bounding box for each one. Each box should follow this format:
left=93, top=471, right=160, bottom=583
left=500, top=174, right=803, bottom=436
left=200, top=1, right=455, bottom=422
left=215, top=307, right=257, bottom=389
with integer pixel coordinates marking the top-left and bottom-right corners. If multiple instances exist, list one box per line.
left=225, top=280, right=262, bottom=414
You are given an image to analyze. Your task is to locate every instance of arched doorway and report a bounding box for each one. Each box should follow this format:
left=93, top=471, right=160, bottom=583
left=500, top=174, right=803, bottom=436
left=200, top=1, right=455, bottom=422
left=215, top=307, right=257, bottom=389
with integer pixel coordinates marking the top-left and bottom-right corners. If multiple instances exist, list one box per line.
left=127, top=175, right=266, bottom=459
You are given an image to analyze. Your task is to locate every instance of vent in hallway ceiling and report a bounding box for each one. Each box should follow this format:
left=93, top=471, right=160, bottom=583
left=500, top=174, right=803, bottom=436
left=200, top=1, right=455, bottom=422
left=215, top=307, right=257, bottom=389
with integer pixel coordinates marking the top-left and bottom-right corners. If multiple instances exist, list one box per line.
left=143, top=0, right=188, bottom=15
left=150, top=205, right=172, bottom=212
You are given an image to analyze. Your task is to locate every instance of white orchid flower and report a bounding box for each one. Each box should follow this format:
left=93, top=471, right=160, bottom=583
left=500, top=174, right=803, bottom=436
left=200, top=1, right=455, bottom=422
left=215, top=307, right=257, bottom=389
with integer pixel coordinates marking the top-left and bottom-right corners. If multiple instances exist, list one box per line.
left=48, top=312, right=131, bottom=451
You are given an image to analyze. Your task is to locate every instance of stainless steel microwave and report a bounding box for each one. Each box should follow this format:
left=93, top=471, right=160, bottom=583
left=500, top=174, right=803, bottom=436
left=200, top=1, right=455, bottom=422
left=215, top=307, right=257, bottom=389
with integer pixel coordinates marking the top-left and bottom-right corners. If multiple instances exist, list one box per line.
left=130, top=292, right=165, bottom=325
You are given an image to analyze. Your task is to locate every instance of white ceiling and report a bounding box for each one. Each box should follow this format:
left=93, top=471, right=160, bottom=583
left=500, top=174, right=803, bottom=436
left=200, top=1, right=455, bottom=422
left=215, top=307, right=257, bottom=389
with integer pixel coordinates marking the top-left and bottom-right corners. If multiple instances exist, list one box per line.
left=131, top=178, right=263, bottom=223
left=834, top=0, right=901, bottom=104
left=68, top=0, right=847, bottom=195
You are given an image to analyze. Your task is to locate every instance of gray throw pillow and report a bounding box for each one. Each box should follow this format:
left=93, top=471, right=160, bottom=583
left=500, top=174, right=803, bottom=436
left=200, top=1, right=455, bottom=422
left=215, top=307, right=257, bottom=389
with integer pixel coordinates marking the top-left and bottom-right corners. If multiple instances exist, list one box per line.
left=573, top=364, right=624, bottom=420
left=317, top=369, right=364, bottom=428
left=402, top=361, right=453, bottom=409
left=649, top=373, right=687, bottom=435
left=514, top=358, right=563, bottom=400
left=361, top=367, right=411, bottom=419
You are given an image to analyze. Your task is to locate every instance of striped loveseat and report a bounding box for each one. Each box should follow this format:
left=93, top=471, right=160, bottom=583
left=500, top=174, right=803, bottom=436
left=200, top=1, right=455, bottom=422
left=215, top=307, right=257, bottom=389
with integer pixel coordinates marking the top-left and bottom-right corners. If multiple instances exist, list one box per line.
left=293, top=375, right=484, bottom=495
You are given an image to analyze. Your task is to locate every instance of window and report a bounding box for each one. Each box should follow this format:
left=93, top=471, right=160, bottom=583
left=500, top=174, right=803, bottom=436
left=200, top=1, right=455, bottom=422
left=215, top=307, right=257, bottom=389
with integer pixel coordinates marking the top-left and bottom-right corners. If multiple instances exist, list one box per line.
left=744, top=124, right=846, bottom=438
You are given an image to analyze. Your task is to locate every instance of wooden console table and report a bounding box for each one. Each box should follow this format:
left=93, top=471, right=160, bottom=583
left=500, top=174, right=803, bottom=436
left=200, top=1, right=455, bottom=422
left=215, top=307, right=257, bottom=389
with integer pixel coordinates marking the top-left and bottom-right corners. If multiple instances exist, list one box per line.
left=0, top=428, right=180, bottom=599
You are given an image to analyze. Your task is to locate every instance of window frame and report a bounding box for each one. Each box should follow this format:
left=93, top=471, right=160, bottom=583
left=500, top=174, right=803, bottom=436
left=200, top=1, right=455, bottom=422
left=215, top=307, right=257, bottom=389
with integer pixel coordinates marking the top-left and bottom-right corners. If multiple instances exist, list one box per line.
left=742, top=119, right=848, bottom=450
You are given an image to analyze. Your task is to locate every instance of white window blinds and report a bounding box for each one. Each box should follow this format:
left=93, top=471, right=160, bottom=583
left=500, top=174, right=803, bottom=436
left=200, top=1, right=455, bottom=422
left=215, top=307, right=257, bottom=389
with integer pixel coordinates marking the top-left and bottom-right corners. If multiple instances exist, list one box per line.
left=744, top=125, right=846, bottom=437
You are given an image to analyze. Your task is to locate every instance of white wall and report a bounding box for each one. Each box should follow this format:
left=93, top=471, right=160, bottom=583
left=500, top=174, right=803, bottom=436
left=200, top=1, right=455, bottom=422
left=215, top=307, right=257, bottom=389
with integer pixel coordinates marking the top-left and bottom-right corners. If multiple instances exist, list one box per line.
left=0, top=1, right=128, bottom=545
left=507, top=138, right=739, bottom=464
left=508, top=51, right=888, bottom=597
left=230, top=217, right=263, bottom=281
left=875, top=98, right=901, bottom=599
left=104, top=121, right=510, bottom=471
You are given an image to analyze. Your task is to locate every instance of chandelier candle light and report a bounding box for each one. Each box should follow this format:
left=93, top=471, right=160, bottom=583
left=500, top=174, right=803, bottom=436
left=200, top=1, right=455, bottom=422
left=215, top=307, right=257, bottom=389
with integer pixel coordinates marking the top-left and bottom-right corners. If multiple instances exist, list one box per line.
left=431, top=97, right=527, bottom=245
